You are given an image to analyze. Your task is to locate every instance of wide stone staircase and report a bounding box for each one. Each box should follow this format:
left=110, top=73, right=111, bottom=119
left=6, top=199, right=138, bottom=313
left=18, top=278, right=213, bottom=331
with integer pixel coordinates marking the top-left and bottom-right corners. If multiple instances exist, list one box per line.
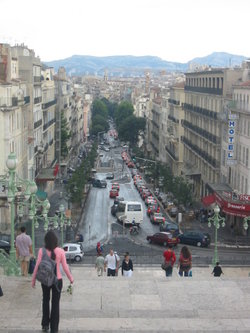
left=0, top=266, right=250, bottom=332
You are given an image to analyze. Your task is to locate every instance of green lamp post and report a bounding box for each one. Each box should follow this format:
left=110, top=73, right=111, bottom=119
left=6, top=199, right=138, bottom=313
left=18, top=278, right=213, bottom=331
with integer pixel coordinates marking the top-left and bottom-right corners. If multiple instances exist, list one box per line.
left=6, top=152, right=18, bottom=263
left=208, top=205, right=225, bottom=266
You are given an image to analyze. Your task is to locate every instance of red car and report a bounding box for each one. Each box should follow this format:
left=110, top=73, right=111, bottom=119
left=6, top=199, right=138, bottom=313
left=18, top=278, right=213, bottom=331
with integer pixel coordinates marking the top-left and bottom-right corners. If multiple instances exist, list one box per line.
left=146, top=232, right=179, bottom=247
left=150, top=212, right=166, bottom=224
left=112, top=183, right=120, bottom=191
left=147, top=204, right=160, bottom=216
left=110, top=189, right=119, bottom=198
left=145, top=196, right=157, bottom=206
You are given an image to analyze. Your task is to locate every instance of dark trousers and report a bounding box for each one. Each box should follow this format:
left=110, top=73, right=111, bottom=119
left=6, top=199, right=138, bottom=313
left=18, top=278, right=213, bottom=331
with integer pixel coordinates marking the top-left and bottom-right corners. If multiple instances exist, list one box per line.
left=41, top=279, right=63, bottom=332
left=107, top=268, right=116, bottom=276
left=165, top=266, right=173, bottom=277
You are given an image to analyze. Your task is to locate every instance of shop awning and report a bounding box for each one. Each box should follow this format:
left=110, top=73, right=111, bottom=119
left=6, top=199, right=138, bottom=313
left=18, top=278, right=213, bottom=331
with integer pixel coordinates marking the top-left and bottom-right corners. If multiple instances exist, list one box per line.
left=36, top=168, right=56, bottom=182
left=202, top=194, right=215, bottom=206
left=221, top=206, right=248, bottom=218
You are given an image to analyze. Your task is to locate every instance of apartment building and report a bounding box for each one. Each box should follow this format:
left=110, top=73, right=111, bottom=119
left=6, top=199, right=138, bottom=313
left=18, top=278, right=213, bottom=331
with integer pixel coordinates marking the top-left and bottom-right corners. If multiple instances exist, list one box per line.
left=165, top=82, right=185, bottom=176
left=183, top=68, right=243, bottom=199
left=0, top=44, right=33, bottom=179
left=149, top=88, right=162, bottom=159
left=158, top=87, right=169, bottom=165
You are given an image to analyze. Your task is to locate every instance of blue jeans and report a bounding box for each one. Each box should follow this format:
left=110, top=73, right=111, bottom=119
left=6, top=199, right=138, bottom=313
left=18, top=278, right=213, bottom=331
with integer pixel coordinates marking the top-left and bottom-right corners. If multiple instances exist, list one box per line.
left=165, top=266, right=173, bottom=277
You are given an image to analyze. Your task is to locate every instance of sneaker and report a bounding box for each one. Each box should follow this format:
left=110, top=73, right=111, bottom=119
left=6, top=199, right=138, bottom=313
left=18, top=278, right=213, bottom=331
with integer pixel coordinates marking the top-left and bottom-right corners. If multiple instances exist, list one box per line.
left=42, top=326, right=49, bottom=332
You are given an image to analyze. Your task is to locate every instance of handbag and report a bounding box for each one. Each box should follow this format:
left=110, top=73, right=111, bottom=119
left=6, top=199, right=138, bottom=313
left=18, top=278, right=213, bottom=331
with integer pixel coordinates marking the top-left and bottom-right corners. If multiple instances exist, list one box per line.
left=161, top=261, right=171, bottom=271
left=28, top=257, right=36, bottom=275
left=0, top=285, right=3, bottom=297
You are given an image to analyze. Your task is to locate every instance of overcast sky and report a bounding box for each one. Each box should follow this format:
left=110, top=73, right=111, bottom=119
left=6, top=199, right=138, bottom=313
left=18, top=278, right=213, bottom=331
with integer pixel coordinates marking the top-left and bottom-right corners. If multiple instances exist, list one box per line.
left=0, top=0, right=249, bottom=63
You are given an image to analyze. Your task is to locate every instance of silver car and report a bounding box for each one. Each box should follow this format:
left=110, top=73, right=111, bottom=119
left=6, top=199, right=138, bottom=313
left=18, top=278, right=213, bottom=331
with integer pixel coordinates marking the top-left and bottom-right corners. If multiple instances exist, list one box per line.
left=63, top=243, right=84, bottom=262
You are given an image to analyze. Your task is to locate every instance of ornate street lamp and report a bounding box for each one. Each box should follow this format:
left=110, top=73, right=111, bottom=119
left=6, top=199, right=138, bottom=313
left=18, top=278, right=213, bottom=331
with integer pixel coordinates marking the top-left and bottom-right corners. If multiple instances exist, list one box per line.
left=6, top=152, right=18, bottom=263
left=208, top=205, right=225, bottom=266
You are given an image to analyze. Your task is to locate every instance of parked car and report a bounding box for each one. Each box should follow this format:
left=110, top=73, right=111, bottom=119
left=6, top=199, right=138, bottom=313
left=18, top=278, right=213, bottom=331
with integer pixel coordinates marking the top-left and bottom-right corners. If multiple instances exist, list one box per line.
left=169, top=206, right=178, bottom=217
left=159, top=222, right=180, bottom=234
left=106, top=173, right=114, bottom=180
left=111, top=197, right=124, bottom=216
left=146, top=232, right=179, bottom=247
left=110, top=188, right=119, bottom=198
left=112, top=183, right=120, bottom=191
left=0, top=240, right=11, bottom=254
left=145, top=196, right=157, bottom=206
left=147, top=204, right=160, bottom=216
left=0, top=233, right=11, bottom=243
left=178, top=231, right=211, bottom=247
left=150, top=212, right=166, bottom=224
left=63, top=243, right=84, bottom=262
left=92, top=179, right=107, bottom=188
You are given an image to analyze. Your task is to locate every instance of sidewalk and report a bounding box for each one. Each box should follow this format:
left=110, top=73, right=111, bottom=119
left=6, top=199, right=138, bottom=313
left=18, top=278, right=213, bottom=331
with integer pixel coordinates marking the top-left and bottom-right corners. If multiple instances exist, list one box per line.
left=1, top=266, right=250, bottom=332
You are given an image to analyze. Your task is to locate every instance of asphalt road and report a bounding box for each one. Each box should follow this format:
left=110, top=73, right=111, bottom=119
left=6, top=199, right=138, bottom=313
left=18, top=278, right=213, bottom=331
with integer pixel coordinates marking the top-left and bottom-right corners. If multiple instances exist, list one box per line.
left=78, top=143, right=250, bottom=266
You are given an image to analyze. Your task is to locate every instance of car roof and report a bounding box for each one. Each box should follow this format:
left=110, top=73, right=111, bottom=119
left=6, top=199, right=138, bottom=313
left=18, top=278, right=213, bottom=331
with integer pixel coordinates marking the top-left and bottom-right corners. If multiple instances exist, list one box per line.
left=63, top=243, right=81, bottom=247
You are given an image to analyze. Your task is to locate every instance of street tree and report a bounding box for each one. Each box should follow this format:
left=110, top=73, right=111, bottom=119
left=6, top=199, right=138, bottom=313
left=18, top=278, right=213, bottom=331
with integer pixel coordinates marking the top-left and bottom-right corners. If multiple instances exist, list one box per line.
left=61, top=113, right=71, bottom=158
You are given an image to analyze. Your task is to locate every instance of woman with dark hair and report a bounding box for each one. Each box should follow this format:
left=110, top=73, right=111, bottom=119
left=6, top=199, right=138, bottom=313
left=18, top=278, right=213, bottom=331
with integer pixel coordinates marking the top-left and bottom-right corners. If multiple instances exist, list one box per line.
left=178, top=246, right=192, bottom=277
left=32, top=231, right=74, bottom=333
left=121, top=252, right=133, bottom=277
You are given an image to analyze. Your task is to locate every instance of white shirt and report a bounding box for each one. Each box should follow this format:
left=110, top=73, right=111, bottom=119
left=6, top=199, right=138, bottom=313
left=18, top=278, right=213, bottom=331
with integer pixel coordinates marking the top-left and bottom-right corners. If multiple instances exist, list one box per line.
left=105, top=253, right=120, bottom=270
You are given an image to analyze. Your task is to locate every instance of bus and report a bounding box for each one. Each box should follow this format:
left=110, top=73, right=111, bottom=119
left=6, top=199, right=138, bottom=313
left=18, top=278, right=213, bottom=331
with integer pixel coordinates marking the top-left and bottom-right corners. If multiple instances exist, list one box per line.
left=116, top=201, right=143, bottom=226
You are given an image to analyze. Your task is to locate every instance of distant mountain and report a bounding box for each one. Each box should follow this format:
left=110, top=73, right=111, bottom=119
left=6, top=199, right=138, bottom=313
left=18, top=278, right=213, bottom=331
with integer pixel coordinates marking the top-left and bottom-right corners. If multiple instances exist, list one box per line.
left=188, top=52, right=247, bottom=68
left=45, top=52, right=248, bottom=76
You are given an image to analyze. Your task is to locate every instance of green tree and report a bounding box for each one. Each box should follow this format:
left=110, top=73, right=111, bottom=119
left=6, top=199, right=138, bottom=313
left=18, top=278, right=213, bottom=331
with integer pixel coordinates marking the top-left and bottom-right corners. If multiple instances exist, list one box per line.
left=92, top=114, right=108, bottom=131
left=61, top=113, right=71, bottom=157
left=118, top=115, right=146, bottom=146
left=115, top=101, right=134, bottom=128
left=92, top=99, right=108, bottom=118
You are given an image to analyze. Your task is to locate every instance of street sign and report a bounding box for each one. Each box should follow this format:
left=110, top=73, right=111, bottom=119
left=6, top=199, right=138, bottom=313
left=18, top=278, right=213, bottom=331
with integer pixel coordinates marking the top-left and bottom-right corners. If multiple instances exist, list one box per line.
left=0, top=181, right=7, bottom=198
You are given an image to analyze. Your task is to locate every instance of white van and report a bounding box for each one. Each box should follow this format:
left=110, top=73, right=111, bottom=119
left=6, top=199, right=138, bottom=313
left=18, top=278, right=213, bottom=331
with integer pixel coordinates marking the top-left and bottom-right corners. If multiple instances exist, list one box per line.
left=116, top=201, right=143, bottom=225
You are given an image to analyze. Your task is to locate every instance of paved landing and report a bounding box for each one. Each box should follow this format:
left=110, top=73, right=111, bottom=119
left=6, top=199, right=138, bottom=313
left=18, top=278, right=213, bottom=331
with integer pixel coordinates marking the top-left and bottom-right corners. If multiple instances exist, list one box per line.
left=0, top=266, right=250, bottom=332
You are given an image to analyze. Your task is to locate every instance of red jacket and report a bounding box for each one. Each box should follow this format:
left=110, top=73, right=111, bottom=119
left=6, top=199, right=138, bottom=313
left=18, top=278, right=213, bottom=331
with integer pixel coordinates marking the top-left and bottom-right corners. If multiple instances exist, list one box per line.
left=163, top=249, right=176, bottom=266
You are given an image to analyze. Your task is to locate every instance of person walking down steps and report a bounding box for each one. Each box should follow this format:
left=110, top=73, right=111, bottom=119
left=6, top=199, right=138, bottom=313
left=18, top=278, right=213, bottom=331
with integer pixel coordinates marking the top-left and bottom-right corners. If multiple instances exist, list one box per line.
left=32, top=231, right=74, bottom=333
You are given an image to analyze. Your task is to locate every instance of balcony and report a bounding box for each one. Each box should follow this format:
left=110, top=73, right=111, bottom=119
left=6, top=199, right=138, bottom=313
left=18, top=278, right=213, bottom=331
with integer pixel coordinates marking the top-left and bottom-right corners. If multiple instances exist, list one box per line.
left=34, top=119, right=42, bottom=129
left=182, top=120, right=220, bottom=145
left=24, top=96, right=30, bottom=104
left=184, top=103, right=217, bottom=120
left=42, top=99, right=57, bottom=110
left=43, top=118, right=55, bottom=131
left=168, top=115, right=179, bottom=123
left=181, top=136, right=219, bottom=169
left=168, top=98, right=181, bottom=106
left=185, top=85, right=223, bottom=96
left=165, top=145, right=177, bottom=161
left=34, top=96, right=42, bottom=104
left=34, top=76, right=41, bottom=83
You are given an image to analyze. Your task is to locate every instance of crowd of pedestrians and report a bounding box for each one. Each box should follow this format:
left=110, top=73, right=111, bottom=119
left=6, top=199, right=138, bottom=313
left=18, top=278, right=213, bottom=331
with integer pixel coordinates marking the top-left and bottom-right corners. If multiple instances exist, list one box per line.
left=95, top=245, right=134, bottom=277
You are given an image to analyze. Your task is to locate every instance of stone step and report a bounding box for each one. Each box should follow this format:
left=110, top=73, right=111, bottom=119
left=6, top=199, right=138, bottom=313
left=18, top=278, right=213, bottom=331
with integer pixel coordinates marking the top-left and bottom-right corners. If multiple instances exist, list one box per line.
left=0, top=266, right=250, bottom=332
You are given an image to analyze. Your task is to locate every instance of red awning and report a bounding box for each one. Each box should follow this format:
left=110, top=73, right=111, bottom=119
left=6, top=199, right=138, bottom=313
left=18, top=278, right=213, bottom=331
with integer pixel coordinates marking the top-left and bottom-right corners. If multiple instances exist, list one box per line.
left=202, top=194, right=215, bottom=207
left=222, top=206, right=247, bottom=218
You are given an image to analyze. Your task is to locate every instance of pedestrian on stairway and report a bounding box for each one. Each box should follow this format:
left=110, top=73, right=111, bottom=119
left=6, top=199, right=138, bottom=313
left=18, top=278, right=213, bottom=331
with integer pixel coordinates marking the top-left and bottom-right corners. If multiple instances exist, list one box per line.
left=121, top=252, right=133, bottom=277
left=32, top=230, right=74, bottom=333
left=104, top=249, right=120, bottom=276
left=212, top=262, right=224, bottom=277
left=15, top=226, right=33, bottom=277
left=163, top=245, right=176, bottom=277
left=178, top=246, right=192, bottom=277
left=95, top=253, right=105, bottom=276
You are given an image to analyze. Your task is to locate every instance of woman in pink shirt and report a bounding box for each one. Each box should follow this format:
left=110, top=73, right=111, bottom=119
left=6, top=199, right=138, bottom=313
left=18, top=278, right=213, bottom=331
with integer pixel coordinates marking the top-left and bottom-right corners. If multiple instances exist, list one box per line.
left=32, top=231, right=74, bottom=333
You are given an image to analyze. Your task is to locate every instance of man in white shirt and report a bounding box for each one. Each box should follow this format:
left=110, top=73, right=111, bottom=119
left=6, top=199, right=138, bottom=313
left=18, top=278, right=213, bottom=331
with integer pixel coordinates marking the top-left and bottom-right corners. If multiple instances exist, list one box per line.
left=104, top=249, right=120, bottom=276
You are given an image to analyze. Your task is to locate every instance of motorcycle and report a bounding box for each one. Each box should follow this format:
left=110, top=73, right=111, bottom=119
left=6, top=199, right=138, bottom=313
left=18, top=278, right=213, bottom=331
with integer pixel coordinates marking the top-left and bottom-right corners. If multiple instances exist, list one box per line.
left=130, top=225, right=139, bottom=235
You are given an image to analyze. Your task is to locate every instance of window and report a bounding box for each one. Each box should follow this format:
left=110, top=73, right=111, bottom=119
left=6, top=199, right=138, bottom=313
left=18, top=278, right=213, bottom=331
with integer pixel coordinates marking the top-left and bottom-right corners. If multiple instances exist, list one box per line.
left=246, top=148, right=249, bottom=167
left=243, top=147, right=245, bottom=164
left=127, top=204, right=142, bottom=212
left=245, top=178, right=248, bottom=194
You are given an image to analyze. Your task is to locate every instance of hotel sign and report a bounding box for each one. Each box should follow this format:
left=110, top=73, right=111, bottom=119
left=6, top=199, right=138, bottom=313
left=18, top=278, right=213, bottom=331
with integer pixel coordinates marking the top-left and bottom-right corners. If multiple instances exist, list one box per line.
left=227, top=113, right=238, bottom=165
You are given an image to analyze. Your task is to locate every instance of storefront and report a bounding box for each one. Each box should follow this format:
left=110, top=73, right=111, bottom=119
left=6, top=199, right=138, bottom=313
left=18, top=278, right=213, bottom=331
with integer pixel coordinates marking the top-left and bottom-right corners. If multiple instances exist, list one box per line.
left=202, top=185, right=250, bottom=235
